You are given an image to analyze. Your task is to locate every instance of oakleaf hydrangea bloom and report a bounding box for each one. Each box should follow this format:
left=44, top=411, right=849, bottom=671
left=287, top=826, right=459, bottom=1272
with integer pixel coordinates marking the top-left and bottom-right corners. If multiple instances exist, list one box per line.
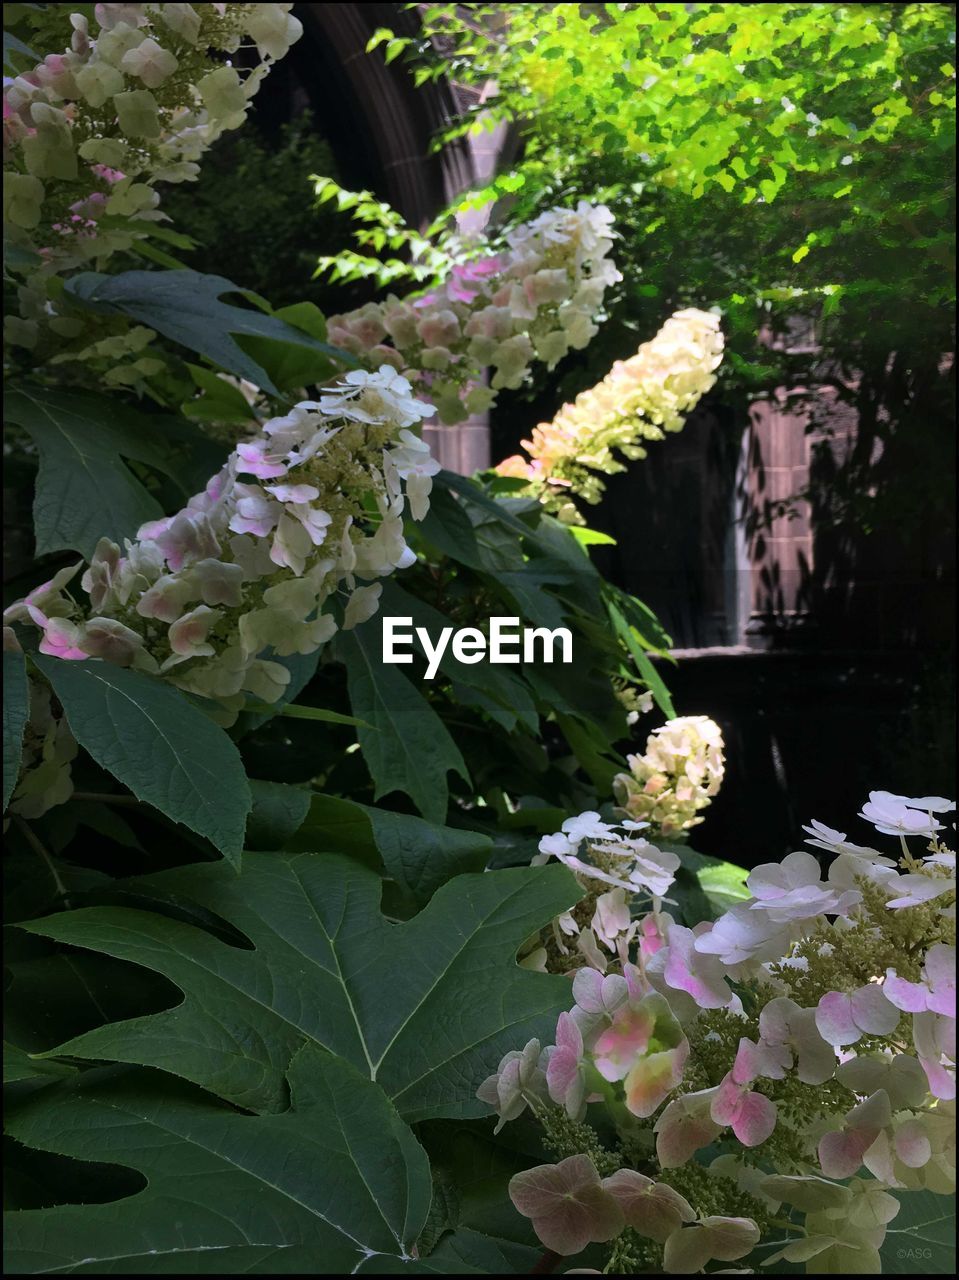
left=327, top=201, right=622, bottom=424
left=526, top=810, right=681, bottom=971
left=496, top=308, right=724, bottom=519
left=613, top=714, right=725, bottom=838
left=6, top=368, right=441, bottom=809
left=481, top=789, right=955, bottom=1271
left=860, top=791, right=955, bottom=839
left=4, top=4, right=303, bottom=360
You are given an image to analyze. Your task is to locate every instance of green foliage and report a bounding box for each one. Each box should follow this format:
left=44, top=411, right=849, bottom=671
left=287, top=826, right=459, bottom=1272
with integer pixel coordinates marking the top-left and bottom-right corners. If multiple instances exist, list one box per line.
left=881, top=1189, right=957, bottom=1274
left=9, top=8, right=945, bottom=1274
left=375, top=3, right=956, bottom=542
left=5, top=386, right=222, bottom=559
left=2, top=650, right=29, bottom=811
left=312, top=175, right=451, bottom=289
left=17, top=855, right=580, bottom=1121
left=339, top=625, right=471, bottom=825
left=159, top=115, right=347, bottom=310
left=34, top=656, right=251, bottom=864
left=5, top=1049, right=433, bottom=1273
left=65, top=269, right=345, bottom=397
left=291, top=793, right=492, bottom=904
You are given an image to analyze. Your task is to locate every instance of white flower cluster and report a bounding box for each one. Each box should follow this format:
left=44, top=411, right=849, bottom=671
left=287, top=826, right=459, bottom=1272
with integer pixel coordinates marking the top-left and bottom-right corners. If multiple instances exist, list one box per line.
left=496, top=308, right=724, bottom=515
left=523, top=810, right=681, bottom=972
left=4, top=3, right=302, bottom=349
left=6, top=367, right=440, bottom=758
left=488, top=790, right=956, bottom=1272
left=327, top=202, right=622, bottom=424
left=614, top=714, right=726, bottom=838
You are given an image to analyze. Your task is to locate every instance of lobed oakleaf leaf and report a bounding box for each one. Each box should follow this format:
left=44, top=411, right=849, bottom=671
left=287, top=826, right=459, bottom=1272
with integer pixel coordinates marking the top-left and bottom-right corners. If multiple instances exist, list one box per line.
left=4, top=1048, right=432, bottom=1274
left=18, top=854, right=580, bottom=1121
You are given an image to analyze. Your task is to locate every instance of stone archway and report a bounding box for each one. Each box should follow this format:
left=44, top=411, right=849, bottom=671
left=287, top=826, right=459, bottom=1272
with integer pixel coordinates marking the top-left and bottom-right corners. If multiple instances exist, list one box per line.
left=268, top=4, right=506, bottom=471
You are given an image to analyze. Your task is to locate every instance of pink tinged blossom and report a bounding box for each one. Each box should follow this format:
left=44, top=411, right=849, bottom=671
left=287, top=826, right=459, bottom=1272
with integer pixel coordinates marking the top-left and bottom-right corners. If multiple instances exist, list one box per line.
left=624, top=1039, right=689, bottom=1119
left=145, top=509, right=220, bottom=571
left=5, top=562, right=82, bottom=627
left=591, top=991, right=688, bottom=1117
left=592, top=890, right=632, bottom=949
left=546, top=1011, right=586, bottom=1118
left=885, top=945, right=956, bottom=1018
left=693, top=902, right=789, bottom=966
left=711, top=1075, right=778, bottom=1146
left=759, top=996, right=836, bottom=1085
left=571, top=967, right=628, bottom=1017
left=732, top=1034, right=790, bottom=1082
left=893, top=1118, right=934, bottom=1169
left=136, top=573, right=197, bottom=624
left=639, top=913, right=666, bottom=959
left=508, top=1156, right=625, bottom=1256
left=816, top=984, right=900, bottom=1046
left=38, top=617, right=87, bottom=660
left=229, top=485, right=279, bottom=538
left=235, top=440, right=289, bottom=479
left=81, top=537, right=121, bottom=610
left=593, top=1003, right=656, bottom=1082
left=860, top=1117, right=934, bottom=1187
left=747, top=849, right=861, bottom=921
left=662, top=923, right=731, bottom=1008
left=662, top=1216, right=760, bottom=1274
left=913, top=1011, right=956, bottom=1100
left=287, top=504, right=332, bottom=547
left=885, top=873, right=956, bottom=910
left=80, top=617, right=149, bottom=667
left=655, top=1088, right=723, bottom=1168
left=601, top=1170, right=694, bottom=1243
left=859, top=790, right=947, bottom=838
left=167, top=605, right=220, bottom=658
left=818, top=1089, right=893, bottom=1179
left=710, top=1039, right=779, bottom=1147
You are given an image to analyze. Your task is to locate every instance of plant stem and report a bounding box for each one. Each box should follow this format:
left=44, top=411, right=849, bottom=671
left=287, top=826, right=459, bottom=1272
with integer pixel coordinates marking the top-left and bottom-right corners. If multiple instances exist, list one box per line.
left=14, top=817, right=73, bottom=909
left=71, top=791, right=144, bottom=807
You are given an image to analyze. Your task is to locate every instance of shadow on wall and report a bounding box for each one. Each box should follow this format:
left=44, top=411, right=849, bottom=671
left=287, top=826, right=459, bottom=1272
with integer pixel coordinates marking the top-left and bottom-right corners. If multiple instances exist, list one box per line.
left=589, top=404, right=743, bottom=649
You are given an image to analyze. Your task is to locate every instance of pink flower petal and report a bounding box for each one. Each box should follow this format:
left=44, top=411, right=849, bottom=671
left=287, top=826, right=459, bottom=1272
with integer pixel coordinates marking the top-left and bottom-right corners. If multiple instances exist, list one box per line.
left=731, top=1090, right=777, bottom=1147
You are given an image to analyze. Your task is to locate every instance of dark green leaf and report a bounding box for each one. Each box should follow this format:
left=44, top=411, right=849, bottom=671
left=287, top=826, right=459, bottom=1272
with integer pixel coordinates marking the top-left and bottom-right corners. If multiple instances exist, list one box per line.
left=4, top=1048, right=432, bottom=1273
left=3, top=648, right=29, bottom=811
left=33, top=656, right=251, bottom=865
left=291, top=792, right=491, bottom=901
left=64, top=270, right=344, bottom=395
left=5, top=387, right=189, bottom=557
left=19, top=854, right=580, bottom=1120
left=339, top=624, right=469, bottom=824
left=2, top=1043, right=75, bottom=1087
left=881, top=1189, right=956, bottom=1274
left=245, top=779, right=311, bottom=851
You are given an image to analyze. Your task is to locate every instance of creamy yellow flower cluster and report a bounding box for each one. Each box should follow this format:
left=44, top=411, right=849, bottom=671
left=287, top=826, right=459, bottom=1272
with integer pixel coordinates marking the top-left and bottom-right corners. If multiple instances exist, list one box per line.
left=497, top=308, right=724, bottom=519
